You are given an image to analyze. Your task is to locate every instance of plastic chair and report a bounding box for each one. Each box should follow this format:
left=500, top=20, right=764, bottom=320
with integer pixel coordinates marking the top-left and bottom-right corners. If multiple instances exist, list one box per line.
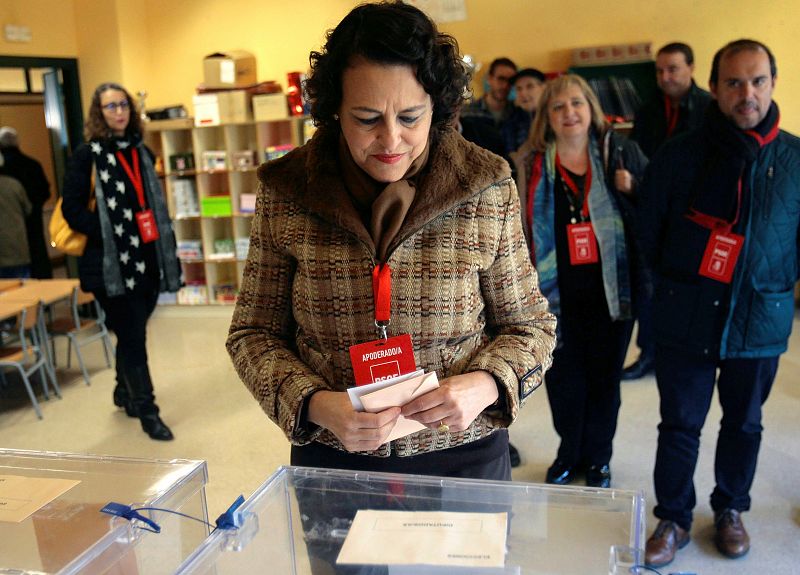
left=48, top=287, right=114, bottom=385
left=0, top=302, right=56, bottom=419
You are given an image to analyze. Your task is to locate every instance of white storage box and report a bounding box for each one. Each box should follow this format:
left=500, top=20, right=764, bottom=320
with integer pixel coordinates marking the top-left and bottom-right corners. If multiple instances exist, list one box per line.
left=0, top=449, right=208, bottom=575
left=193, top=91, right=252, bottom=126
left=252, top=93, right=289, bottom=121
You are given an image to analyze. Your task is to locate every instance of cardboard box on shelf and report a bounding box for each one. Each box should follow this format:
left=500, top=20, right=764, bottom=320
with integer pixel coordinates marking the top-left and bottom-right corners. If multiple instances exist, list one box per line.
left=252, top=93, right=289, bottom=121
left=203, top=50, right=257, bottom=88
left=193, top=90, right=252, bottom=126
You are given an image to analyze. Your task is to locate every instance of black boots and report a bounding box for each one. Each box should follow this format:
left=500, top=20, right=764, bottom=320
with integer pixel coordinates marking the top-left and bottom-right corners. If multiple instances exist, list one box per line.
left=113, top=359, right=136, bottom=417
left=116, top=363, right=174, bottom=441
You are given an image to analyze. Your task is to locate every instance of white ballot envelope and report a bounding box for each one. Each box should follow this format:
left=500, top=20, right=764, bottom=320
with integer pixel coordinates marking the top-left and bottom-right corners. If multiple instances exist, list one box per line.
left=347, top=369, right=425, bottom=412
left=358, top=371, right=440, bottom=442
left=337, top=509, right=508, bottom=568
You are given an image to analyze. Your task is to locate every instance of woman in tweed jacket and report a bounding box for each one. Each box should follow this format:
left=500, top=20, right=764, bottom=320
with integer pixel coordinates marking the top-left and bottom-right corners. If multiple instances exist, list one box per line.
left=227, top=1, right=555, bottom=480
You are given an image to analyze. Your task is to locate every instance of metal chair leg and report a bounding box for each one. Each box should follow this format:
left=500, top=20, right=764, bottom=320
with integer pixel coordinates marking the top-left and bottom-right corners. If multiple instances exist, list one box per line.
left=14, top=364, right=43, bottom=419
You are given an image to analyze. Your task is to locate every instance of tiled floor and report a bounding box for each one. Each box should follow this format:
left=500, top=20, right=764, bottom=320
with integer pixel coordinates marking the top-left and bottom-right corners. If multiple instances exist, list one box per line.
left=1, top=304, right=798, bottom=574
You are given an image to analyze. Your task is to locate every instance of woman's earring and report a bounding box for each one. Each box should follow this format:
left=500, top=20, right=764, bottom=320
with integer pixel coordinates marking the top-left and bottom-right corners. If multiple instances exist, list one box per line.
left=333, top=113, right=339, bottom=121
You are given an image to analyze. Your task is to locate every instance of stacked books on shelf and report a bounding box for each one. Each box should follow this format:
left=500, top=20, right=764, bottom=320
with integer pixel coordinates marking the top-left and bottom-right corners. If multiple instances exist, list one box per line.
left=177, top=283, right=209, bottom=305
left=177, top=239, right=203, bottom=261
left=213, top=283, right=238, bottom=304
left=265, top=144, right=294, bottom=161
left=208, top=238, right=235, bottom=260
left=235, top=238, right=250, bottom=260
left=173, top=179, right=200, bottom=217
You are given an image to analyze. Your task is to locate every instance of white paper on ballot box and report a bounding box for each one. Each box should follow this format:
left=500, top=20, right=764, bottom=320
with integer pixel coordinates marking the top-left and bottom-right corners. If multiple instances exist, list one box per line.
left=337, top=509, right=509, bottom=570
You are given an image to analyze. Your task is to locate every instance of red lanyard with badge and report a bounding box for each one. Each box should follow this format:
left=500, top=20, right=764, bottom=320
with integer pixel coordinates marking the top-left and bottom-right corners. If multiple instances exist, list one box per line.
left=348, top=263, right=416, bottom=386
left=117, top=148, right=160, bottom=243
left=686, top=180, right=744, bottom=284
left=556, top=153, right=598, bottom=265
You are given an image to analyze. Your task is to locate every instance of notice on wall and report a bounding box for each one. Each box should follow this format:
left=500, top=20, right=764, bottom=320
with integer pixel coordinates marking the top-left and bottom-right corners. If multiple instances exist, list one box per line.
left=337, top=510, right=507, bottom=568
left=408, top=0, right=467, bottom=23
left=0, top=475, right=80, bottom=523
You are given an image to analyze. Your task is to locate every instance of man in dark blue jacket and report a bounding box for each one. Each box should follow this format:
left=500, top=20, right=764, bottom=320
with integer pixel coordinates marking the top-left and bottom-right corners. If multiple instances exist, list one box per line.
left=624, top=43, right=712, bottom=380
left=640, top=39, right=800, bottom=568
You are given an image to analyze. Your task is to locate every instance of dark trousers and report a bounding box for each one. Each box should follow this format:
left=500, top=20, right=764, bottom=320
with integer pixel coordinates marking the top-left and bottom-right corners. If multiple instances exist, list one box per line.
left=633, top=288, right=654, bottom=358
left=94, top=284, right=159, bottom=371
left=653, top=346, right=778, bottom=531
left=546, top=313, right=633, bottom=467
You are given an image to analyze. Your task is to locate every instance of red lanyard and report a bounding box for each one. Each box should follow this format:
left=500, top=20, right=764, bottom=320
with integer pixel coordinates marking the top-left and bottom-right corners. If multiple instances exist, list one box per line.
left=686, top=179, right=743, bottom=234
left=372, top=263, right=391, bottom=339
left=664, top=96, right=680, bottom=138
left=555, top=152, right=592, bottom=220
left=116, top=148, right=146, bottom=210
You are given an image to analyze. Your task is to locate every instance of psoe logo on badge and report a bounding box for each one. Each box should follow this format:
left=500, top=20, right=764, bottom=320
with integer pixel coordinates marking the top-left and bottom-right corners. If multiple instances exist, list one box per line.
left=370, top=361, right=401, bottom=382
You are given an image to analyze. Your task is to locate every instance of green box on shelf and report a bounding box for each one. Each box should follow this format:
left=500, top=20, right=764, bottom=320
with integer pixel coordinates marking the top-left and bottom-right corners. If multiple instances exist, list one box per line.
left=200, top=195, right=233, bottom=217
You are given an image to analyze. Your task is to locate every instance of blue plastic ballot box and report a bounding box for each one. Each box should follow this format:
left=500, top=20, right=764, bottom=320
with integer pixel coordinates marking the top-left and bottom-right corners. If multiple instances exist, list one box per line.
left=176, top=466, right=645, bottom=575
left=0, top=449, right=208, bottom=574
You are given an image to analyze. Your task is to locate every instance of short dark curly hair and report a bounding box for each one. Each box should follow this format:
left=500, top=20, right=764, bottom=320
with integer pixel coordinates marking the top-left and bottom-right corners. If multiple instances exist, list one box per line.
left=304, top=1, right=469, bottom=135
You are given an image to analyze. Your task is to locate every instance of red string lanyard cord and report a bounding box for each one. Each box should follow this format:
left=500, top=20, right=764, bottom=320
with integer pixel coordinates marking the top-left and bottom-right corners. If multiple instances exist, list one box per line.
left=686, top=179, right=743, bottom=234
left=372, top=263, right=391, bottom=340
left=116, top=148, right=146, bottom=210
left=555, top=152, right=592, bottom=221
left=664, top=95, right=680, bottom=138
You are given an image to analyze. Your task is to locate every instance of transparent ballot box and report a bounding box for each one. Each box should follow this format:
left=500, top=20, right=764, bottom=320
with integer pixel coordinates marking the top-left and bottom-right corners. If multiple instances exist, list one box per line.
left=176, top=466, right=645, bottom=575
left=0, top=448, right=208, bottom=574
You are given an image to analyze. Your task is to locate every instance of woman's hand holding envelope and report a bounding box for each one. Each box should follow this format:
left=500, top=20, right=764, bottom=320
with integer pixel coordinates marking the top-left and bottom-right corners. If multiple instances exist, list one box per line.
left=308, top=391, right=401, bottom=452
left=400, top=370, right=499, bottom=433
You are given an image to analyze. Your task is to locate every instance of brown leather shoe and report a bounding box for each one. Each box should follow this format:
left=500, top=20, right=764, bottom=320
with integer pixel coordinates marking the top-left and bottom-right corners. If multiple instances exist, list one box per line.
left=645, top=519, right=690, bottom=568
left=714, top=509, right=750, bottom=559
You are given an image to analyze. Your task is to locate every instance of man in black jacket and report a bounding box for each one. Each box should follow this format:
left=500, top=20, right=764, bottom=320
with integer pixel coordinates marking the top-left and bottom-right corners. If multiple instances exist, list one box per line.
left=623, top=43, right=712, bottom=380
left=0, top=127, right=52, bottom=278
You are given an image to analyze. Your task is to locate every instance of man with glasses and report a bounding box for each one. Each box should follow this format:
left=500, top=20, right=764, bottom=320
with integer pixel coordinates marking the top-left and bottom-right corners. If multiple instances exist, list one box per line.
left=462, top=57, right=517, bottom=128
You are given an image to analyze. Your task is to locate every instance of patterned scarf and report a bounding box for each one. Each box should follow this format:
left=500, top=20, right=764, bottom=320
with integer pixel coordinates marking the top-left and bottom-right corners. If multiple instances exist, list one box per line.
left=91, top=135, right=181, bottom=296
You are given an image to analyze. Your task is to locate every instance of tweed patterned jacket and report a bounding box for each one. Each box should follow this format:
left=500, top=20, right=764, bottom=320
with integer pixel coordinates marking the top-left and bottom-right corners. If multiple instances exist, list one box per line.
left=227, top=127, right=556, bottom=457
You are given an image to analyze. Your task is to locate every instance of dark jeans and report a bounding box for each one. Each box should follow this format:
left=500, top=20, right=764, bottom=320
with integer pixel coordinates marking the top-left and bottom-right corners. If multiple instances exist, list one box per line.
left=633, top=288, right=654, bottom=358
left=653, top=346, right=778, bottom=531
left=93, top=283, right=159, bottom=371
left=546, top=312, right=633, bottom=467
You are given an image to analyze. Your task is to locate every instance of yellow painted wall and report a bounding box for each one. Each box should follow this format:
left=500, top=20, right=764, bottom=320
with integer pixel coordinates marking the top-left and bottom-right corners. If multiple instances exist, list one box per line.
left=0, top=0, right=77, bottom=56
left=138, top=0, right=356, bottom=108
left=438, top=0, right=800, bottom=132
left=2, top=0, right=800, bottom=132
left=73, top=0, right=124, bottom=111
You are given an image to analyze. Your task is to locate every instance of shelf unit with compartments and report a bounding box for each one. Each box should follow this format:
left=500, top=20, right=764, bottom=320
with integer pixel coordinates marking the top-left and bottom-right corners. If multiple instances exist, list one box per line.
left=144, top=115, right=314, bottom=304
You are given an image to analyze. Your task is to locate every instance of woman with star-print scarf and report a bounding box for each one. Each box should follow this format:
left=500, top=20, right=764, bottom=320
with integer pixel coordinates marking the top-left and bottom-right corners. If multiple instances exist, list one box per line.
left=62, top=82, right=181, bottom=441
